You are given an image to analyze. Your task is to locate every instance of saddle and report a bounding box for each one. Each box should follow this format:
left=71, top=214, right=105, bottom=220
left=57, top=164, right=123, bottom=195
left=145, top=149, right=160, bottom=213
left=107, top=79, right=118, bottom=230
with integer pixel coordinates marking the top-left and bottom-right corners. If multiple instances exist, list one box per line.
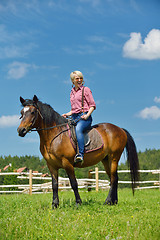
left=68, top=124, right=104, bottom=153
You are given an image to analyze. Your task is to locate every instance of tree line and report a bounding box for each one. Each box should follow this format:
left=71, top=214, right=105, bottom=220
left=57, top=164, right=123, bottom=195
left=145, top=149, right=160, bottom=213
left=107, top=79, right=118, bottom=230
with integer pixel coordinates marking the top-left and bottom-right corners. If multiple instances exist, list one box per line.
left=0, top=149, right=160, bottom=188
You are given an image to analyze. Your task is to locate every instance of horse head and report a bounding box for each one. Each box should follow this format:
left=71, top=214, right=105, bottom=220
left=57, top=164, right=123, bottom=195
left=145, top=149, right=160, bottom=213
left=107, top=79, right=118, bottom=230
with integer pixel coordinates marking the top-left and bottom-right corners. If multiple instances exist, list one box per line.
left=17, top=95, right=41, bottom=137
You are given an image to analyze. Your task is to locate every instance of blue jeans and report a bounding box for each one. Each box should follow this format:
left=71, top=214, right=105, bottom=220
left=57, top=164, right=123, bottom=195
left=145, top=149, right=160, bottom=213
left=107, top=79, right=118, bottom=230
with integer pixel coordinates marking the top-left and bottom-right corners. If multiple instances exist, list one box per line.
left=72, top=112, right=92, bottom=156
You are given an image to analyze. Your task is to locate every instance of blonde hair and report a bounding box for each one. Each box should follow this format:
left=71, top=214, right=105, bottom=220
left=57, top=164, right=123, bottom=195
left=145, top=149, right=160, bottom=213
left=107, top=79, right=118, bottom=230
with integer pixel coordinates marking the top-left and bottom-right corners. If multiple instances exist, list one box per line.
left=70, top=71, right=84, bottom=83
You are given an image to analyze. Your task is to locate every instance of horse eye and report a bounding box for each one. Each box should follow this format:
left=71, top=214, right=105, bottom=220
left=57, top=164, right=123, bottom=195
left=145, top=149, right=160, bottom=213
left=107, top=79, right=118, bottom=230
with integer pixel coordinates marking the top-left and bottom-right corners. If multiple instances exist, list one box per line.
left=31, top=111, right=35, bottom=115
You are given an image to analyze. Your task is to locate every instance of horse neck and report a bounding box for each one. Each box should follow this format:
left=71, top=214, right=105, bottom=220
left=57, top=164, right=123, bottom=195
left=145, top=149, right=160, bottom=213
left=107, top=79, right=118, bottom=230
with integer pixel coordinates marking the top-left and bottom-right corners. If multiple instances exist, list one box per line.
left=35, top=103, right=67, bottom=141
left=36, top=113, right=65, bottom=140
left=36, top=117, right=55, bottom=133
left=37, top=102, right=66, bottom=128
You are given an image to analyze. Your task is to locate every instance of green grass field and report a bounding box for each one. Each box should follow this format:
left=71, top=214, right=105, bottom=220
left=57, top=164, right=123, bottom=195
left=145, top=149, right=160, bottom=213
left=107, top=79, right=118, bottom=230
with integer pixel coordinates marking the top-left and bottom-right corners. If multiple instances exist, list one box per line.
left=0, top=189, right=160, bottom=240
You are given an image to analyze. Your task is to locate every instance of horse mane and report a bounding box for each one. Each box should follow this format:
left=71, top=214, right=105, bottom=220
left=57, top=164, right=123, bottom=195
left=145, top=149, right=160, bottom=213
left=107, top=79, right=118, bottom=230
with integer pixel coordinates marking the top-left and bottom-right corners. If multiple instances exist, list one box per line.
left=23, top=98, right=67, bottom=126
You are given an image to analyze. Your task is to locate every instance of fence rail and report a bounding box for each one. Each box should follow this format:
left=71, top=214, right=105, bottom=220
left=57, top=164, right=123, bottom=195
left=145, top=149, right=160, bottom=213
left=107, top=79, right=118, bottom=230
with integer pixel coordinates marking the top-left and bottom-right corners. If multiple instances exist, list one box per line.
left=0, top=168, right=159, bottom=194
left=89, top=168, right=160, bottom=191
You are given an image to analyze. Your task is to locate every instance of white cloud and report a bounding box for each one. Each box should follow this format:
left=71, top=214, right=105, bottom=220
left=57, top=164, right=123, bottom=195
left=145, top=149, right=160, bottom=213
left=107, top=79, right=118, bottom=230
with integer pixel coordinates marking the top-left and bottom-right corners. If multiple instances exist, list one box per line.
left=7, top=62, right=30, bottom=79
left=63, top=45, right=96, bottom=55
left=0, top=24, right=27, bottom=43
left=0, top=46, right=25, bottom=59
left=130, top=0, right=141, bottom=13
left=79, top=0, right=101, bottom=8
left=87, top=35, right=120, bottom=49
left=95, top=62, right=112, bottom=70
left=0, top=43, right=36, bottom=59
left=0, top=24, right=11, bottom=42
left=154, top=96, right=160, bottom=103
left=63, top=79, right=71, bottom=85
left=0, top=115, right=20, bottom=128
left=0, top=24, right=37, bottom=59
left=0, top=1, right=41, bottom=16
left=7, top=61, right=59, bottom=80
left=138, top=106, right=160, bottom=120
left=123, top=29, right=160, bottom=60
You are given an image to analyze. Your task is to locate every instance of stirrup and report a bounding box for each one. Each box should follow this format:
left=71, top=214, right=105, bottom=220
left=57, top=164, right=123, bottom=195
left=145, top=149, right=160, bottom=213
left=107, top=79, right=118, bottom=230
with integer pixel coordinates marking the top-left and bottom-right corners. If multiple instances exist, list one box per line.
left=74, top=154, right=83, bottom=164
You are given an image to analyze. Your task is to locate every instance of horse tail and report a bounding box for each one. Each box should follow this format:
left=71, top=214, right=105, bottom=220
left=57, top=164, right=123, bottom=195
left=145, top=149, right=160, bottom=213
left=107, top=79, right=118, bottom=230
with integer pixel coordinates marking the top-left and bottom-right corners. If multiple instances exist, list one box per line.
left=123, top=129, right=140, bottom=195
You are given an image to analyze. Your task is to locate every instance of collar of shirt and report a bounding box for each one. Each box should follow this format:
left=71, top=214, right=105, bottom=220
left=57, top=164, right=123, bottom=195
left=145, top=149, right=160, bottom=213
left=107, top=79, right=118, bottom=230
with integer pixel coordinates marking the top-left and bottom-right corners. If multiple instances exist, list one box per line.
left=72, top=85, right=83, bottom=92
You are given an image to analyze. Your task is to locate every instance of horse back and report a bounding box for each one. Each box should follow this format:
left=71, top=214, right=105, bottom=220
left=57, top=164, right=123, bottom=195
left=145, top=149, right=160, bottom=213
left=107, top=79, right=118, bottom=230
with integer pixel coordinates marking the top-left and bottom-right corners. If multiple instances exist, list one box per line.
left=92, top=123, right=127, bottom=153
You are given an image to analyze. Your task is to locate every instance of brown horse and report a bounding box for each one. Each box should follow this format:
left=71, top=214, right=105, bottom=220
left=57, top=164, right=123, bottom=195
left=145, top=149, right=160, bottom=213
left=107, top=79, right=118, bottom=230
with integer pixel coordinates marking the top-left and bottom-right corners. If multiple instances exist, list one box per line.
left=17, top=95, right=139, bottom=208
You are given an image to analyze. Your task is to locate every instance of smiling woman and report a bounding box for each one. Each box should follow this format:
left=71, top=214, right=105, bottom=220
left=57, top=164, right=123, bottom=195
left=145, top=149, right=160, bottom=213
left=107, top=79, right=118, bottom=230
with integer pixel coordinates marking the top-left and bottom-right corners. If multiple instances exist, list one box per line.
left=62, top=71, right=96, bottom=163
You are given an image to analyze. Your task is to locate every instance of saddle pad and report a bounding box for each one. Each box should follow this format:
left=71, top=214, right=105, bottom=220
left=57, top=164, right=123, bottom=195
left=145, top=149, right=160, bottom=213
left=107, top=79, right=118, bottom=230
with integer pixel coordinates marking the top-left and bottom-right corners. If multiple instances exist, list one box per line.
left=67, top=125, right=104, bottom=153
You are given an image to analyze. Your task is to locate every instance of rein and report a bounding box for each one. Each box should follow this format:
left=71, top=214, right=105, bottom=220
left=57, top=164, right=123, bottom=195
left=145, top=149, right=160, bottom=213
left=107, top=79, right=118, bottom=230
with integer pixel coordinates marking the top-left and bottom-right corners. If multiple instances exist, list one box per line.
left=29, top=122, right=68, bottom=132
left=27, top=107, right=80, bottom=145
left=29, top=121, right=71, bottom=148
left=28, top=87, right=84, bottom=133
left=29, top=113, right=79, bottom=133
left=30, top=118, right=78, bottom=150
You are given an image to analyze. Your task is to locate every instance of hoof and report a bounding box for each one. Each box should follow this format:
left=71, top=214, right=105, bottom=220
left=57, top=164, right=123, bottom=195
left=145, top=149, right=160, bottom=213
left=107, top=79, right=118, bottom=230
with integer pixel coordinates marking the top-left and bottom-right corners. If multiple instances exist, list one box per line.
left=52, top=203, right=59, bottom=209
left=104, top=199, right=118, bottom=205
left=76, top=199, right=82, bottom=206
left=52, top=199, right=59, bottom=209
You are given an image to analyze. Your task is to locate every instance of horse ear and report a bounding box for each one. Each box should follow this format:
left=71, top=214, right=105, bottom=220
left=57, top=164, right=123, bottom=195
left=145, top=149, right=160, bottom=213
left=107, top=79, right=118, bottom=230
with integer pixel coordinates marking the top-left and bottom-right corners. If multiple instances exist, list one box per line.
left=20, top=96, right=25, bottom=105
left=33, top=95, right=38, bottom=103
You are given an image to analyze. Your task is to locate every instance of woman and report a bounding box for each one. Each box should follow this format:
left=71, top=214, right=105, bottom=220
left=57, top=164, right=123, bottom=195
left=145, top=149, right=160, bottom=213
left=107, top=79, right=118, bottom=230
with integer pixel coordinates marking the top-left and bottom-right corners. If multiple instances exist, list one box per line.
left=62, top=71, right=96, bottom=163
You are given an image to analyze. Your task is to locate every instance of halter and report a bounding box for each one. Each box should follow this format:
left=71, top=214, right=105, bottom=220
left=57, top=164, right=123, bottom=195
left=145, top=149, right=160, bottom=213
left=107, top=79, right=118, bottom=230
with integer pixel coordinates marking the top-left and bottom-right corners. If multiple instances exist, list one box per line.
left=23, top=103, right=79, bottom=147
left=26, top=88, right=85, bottom=132
left=29, top=110, right=77, bottom=133
left=29, top=111, right=79, bottom=149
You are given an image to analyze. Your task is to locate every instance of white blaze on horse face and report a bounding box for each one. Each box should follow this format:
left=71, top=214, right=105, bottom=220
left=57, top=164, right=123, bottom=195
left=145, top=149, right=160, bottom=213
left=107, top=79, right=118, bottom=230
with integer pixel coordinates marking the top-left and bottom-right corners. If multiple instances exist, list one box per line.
left=23, top=106, right=30, bottom=113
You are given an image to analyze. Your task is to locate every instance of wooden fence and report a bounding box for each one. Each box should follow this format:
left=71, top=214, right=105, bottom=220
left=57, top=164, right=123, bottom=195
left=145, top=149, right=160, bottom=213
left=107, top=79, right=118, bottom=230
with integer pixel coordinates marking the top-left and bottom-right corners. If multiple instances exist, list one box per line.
left=0, top=168, right=160, bottom=194
left=90, top=168, right=160, bottom=191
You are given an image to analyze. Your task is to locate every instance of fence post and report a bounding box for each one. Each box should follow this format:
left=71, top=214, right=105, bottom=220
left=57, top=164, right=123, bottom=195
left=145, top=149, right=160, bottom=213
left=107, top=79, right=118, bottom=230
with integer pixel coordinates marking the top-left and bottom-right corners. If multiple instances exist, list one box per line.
left=95, top=167, right=99, bottom=192
left=29, top=169, right=32, bottom=195
left=88, top=169, right=93, bottom=192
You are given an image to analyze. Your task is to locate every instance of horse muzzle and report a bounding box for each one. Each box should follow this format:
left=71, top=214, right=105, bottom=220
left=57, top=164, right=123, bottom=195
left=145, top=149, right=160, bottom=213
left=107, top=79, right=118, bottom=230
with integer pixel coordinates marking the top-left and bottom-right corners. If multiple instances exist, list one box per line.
left=17, top=127, right=28, bottom=137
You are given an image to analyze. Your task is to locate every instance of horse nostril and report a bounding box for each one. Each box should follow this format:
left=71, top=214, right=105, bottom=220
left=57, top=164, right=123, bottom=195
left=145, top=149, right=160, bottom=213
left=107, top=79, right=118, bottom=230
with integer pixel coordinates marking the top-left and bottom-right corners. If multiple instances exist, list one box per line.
left=17, top=127, right=27, bottom=137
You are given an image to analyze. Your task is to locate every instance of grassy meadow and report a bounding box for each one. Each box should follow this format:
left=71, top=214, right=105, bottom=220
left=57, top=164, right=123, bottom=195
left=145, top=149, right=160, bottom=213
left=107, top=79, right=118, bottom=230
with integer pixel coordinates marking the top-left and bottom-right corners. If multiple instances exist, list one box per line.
left=0, top=189, right=160, bottom=240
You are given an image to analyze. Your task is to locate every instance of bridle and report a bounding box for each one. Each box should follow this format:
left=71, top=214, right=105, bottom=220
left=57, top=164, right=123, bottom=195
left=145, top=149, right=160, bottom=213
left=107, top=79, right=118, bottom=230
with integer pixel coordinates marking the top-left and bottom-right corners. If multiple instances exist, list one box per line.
left=23, top=105, right=77, bottom=133
left=22, top=87, right=84, bottom=133
left=20, top=103, right=80, bottom=153
left=27, top=106, right=79, bottom=147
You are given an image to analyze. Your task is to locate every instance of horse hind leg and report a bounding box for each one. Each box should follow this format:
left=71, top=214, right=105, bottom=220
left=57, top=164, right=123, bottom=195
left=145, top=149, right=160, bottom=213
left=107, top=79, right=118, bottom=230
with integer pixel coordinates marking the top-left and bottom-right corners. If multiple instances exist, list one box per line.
left=102, top=155, right=119, bottom=205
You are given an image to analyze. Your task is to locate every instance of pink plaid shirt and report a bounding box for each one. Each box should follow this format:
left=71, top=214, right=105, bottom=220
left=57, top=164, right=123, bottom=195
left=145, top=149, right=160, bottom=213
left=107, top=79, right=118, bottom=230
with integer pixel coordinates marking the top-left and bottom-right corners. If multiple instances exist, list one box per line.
left=70, top=86, right=96, bottom=114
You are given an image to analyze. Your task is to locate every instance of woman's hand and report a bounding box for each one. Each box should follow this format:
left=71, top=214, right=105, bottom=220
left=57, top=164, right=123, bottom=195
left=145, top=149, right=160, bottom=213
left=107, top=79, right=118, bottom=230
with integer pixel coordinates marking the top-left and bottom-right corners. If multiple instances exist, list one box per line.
left=81, top=114, right=89, bottom=120
left=81, top=107, right=95, bottom=120
left=62, top=110, right=72, bottom=118
left=62, top=114, right=67, bottom=118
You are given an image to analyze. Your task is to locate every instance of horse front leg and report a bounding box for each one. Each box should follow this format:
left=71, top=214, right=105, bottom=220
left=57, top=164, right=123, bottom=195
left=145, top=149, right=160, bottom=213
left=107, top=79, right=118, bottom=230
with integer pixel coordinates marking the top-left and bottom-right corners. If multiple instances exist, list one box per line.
left=47, top=163, right=59, bottom=208
left=63, top=160, right=82, bottom=205
left=51, top=173, right=59, bottom=208
left=68, top=174, right=82, bottom=206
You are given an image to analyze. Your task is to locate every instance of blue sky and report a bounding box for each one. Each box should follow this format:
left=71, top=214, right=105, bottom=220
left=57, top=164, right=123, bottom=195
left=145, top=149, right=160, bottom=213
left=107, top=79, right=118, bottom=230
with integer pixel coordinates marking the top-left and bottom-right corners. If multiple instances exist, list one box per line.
left=0, top=0, right=160, bottom=160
